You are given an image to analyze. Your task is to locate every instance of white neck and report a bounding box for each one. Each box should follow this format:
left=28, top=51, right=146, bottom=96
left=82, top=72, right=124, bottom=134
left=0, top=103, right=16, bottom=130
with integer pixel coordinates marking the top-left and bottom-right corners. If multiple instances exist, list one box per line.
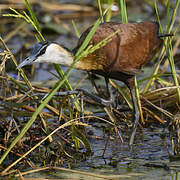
left=35, top=44, right=74, bottom=66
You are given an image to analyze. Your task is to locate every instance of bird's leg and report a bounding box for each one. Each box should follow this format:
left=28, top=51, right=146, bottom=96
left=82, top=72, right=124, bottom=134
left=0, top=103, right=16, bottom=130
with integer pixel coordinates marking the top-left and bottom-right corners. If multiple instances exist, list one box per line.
left=129, top=87, right=140, bottom=145
left=105, top=77, right=118, bottom=108
left=88, top=72, right=100, bottom=94
left=105, top=77, right=110, bottom=97
left=87, top=73, right=116, bottom=107
left=104, top=78, right=123, bottom=143
left=126, top=77, right=140, bottom=145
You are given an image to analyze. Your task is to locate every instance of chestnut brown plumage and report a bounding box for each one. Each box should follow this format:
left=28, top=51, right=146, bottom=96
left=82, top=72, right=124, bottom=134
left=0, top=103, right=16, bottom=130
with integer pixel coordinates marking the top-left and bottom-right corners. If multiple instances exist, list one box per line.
left=17, top=21, right=171, bottom=145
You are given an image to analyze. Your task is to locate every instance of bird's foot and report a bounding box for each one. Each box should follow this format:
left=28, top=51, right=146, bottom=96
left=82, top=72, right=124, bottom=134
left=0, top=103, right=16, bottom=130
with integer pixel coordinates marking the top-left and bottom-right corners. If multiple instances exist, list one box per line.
left=75, top=88, right=114, bottom=107
left=45, top=88, right=116, bottom=107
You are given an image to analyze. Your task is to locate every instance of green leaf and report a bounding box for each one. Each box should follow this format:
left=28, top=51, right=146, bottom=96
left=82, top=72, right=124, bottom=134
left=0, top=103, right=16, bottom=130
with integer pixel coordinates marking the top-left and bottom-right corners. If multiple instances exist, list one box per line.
left=24, top=0, right=40, bottom=32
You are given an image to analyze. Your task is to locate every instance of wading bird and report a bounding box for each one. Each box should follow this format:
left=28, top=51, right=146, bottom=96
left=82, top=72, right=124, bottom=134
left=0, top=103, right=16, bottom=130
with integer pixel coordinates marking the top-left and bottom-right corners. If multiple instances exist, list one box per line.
left=17, top=21, right=171, bottom=145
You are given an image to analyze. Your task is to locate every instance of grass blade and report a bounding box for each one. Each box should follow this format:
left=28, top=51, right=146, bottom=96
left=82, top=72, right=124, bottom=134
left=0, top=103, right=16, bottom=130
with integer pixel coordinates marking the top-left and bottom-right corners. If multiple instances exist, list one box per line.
left=24, top=0, right=40, bottom=32
left=72, top=20, right=81, bottom=38
left=119, top=0, right=128, bottom=23
left=97, top=0, right=104, bottom=22
left=74, top=19, right=100, bottom=58
left=0, top=18, right=101, bottom=165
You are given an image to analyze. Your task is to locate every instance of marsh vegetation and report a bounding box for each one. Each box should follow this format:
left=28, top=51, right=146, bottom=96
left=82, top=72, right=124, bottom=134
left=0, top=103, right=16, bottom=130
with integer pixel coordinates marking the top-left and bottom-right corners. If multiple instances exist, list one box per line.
left=0, top=0, right=180, bottom=179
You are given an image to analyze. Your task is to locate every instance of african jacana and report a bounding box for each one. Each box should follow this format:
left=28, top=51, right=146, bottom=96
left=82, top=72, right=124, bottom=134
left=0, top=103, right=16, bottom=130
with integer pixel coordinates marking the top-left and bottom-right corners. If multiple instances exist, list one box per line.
left=17, top=21, right=171, bottom=145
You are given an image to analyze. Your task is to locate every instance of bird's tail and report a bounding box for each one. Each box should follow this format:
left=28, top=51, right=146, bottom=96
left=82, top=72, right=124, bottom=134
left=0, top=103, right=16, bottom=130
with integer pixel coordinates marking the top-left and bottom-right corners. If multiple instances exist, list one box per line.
left=159, top=33, right=174, bottom=38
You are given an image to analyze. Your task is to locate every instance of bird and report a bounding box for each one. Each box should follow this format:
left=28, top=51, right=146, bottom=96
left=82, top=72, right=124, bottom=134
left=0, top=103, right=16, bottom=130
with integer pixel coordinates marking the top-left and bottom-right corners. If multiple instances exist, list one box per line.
left=17, top=21, right=171, bottom=145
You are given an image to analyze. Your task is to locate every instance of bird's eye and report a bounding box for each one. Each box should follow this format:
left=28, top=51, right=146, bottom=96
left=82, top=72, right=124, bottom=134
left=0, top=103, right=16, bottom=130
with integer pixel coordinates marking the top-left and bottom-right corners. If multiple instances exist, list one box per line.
left=37, top=47, right=47, bottom=57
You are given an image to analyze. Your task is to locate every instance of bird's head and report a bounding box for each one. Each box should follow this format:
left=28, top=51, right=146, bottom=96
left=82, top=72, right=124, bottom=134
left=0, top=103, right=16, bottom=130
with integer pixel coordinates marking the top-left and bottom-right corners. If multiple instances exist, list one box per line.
left=17, top=41, right=73, bottom=69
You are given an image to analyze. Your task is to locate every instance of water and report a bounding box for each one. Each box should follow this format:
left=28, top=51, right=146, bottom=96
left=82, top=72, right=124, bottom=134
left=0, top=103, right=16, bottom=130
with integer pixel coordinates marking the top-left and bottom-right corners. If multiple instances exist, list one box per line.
left=1, top=0, right=180, bottom=179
